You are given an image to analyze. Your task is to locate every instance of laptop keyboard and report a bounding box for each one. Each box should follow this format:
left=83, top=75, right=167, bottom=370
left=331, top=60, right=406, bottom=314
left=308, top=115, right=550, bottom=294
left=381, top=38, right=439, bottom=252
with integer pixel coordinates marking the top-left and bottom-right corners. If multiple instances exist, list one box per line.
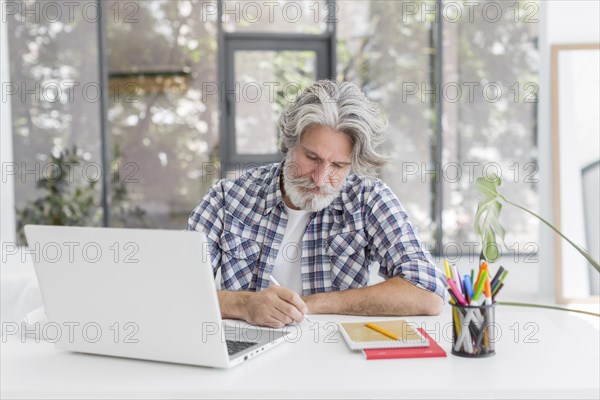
left=226, top=340, right=258, bottom=356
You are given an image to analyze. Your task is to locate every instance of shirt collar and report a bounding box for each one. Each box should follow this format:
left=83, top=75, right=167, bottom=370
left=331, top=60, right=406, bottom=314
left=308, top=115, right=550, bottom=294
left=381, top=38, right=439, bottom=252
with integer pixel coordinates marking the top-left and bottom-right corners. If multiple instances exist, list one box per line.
left=331, top=176, right=362, bottom=215
left=262, top=162, right=285, bottom=215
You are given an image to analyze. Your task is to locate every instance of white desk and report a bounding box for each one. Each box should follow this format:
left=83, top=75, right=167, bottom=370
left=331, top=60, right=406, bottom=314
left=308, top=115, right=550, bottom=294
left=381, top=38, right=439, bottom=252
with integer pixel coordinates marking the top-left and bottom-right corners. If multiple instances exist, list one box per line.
left=1, top=306, right=599, bottom=399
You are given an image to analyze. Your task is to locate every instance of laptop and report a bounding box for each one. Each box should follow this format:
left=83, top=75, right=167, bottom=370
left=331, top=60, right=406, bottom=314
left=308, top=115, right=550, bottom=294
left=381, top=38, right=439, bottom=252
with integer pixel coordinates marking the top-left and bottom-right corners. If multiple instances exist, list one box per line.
left=24, top=225, right=289, bottom=368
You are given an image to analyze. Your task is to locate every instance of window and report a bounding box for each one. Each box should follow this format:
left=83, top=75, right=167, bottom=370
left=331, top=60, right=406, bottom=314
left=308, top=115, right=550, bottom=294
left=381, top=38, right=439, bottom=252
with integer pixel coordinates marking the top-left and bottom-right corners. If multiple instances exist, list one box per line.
left=223, top=41, right=331, bottom=167
left=231, top=49, right=319, bottom=156
left=336, top=0, right=436, bottom=245
left=441, top=0, right=539, bottom=256
left=106, top=0, right=219, bottom=229
left=7, top=0, right=104, bottom=237
left=220, top=0, right=334, bottom=171
left=336, top=0, right=539, bottom=257
left=7, top=0, right=539, bottom=258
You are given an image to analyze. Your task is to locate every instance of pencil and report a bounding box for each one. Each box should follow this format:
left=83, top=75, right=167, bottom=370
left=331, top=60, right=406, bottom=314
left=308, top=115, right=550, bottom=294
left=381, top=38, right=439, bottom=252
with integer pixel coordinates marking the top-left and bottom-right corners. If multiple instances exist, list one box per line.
left=364, top=322, right=399, bottom=340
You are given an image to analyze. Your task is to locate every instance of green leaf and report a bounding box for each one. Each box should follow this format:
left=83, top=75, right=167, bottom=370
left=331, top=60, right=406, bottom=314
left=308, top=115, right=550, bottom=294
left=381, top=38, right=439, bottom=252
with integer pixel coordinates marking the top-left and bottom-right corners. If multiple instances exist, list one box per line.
left=473, top=173, right=600, bottom=273
left=474, top=175, right=506, bottom=262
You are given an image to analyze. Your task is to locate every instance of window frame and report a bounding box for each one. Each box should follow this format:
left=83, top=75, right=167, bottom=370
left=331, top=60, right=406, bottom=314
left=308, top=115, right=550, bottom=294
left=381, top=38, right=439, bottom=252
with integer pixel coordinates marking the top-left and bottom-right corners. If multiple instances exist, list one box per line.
left=217, top=0, right=337, bottom=173
left=222, top=34, right=332, bottom=166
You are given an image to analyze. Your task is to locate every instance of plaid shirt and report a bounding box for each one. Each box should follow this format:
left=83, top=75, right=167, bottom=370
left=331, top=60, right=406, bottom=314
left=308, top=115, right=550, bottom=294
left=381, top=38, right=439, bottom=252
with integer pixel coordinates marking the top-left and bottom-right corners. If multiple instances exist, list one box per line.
left=187, top=162, right=446, bottom=299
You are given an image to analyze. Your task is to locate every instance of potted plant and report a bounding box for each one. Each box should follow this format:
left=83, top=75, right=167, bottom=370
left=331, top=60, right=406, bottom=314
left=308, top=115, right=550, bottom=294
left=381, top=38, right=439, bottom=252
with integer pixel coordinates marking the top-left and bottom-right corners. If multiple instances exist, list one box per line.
left=474, top=174, right=599, bottom=317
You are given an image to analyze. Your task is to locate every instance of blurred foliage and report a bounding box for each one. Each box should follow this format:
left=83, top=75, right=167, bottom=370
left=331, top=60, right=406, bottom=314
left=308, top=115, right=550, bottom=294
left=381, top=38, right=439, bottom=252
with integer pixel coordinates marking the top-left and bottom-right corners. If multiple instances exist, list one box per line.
left=109, top=143, right=148, bottom=228
left=336, top=0, right=539, bottom=253
left=8, top=0, right=219, bottom=233
left=16, top=146, right=146, bottom=245
left=105, top=0, right=219, bottom=228
left=16, top=146, right=100, bottom=244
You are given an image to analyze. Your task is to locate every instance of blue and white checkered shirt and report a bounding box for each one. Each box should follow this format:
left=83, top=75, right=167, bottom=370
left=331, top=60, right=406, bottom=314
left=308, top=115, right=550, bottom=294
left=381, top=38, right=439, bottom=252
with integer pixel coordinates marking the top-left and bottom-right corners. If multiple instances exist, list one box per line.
left=187, top=162, right=446, bottom=299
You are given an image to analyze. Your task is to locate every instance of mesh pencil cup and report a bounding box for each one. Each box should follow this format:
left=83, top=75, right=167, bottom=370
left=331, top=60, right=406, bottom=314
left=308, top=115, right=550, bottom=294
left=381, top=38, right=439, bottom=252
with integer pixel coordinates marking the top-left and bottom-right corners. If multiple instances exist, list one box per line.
left=450, top=301, right=496, bottom=358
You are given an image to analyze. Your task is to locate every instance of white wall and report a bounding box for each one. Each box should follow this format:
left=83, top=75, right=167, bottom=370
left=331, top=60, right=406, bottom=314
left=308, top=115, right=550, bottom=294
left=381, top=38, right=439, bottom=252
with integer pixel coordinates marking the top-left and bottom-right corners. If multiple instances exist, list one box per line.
left=1, top=6, right=16, bottom=245
left=546, top=1, right=600, bottom=43
left=537, top=0, right=600, bottom=301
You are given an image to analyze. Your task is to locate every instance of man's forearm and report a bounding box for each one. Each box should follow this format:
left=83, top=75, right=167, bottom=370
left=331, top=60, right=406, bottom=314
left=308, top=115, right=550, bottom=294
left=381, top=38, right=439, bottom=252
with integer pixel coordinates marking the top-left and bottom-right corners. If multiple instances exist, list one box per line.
left=302, top=276, right=443, bottom=316
left=217, top=290, right=250, bottom=320
left=217, top=288, right=310, bottom=327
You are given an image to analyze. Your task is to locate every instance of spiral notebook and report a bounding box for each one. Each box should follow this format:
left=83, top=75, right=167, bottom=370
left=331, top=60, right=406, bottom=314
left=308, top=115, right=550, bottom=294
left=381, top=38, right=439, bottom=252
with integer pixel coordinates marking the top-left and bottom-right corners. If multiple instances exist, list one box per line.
left=338, top=320, right=429, bottom=350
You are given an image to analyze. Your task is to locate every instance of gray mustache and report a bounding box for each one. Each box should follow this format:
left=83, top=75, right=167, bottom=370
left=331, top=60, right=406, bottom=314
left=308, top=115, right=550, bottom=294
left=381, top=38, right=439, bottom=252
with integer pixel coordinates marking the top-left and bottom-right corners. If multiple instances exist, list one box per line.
left=283, top=176, right=337, bottom=196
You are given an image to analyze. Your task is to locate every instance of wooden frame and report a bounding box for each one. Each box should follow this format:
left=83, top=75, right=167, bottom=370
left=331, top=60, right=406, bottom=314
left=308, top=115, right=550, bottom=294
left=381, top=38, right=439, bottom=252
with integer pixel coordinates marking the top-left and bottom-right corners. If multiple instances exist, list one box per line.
left=551, top=44, right=600, bottom=304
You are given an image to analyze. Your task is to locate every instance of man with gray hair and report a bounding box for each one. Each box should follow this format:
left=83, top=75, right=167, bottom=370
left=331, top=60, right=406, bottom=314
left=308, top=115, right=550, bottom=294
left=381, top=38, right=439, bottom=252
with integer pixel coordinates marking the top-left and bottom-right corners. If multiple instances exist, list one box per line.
left=188, top=80, right=445, bottom=327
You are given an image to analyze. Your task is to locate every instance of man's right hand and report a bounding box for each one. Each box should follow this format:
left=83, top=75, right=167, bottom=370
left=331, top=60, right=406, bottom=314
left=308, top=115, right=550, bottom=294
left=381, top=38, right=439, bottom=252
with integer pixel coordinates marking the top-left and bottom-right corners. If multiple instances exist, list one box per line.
left=218, top=287, right=308, bottom=328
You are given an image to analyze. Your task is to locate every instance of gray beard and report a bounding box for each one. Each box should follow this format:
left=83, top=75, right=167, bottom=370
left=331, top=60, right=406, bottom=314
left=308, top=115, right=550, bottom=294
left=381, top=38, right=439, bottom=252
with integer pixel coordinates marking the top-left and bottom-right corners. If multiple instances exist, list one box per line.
left=281, top=161, right=342, bottom=212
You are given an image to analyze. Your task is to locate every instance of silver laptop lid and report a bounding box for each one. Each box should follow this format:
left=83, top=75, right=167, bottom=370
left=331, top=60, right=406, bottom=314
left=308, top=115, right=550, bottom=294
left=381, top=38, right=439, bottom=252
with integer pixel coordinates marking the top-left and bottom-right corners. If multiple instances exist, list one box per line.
left=24, top=225, right=231, bottom=368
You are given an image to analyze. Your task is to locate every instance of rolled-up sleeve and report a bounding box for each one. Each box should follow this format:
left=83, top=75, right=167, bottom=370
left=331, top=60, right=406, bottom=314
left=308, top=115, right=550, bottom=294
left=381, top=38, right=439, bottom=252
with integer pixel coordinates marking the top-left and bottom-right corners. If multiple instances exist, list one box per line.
left=365, top=181, right=447, bottom=300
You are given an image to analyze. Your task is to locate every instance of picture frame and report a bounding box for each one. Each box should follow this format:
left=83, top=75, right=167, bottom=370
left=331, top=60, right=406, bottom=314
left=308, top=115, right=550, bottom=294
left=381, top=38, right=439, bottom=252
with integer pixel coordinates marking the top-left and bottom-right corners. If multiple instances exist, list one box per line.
left=551, top=44, right=600, bottom=304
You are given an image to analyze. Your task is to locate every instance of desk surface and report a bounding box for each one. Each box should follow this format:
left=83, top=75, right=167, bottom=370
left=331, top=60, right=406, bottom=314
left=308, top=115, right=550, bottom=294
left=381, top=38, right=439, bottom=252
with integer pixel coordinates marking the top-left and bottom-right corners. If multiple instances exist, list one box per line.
left=2, top=306, right=599, bottom=399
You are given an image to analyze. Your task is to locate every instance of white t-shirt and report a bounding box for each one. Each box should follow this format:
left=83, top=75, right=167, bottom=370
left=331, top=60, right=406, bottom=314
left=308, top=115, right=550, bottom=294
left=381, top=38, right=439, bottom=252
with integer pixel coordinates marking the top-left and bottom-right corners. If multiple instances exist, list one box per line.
left=270, top=206, right=311, bottom=295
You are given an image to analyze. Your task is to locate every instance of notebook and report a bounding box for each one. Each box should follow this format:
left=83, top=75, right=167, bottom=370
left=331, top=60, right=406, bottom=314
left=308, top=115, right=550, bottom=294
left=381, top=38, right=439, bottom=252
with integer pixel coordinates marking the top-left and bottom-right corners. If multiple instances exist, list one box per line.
left=338, top=320, right=429, bottom=350
left=362, top=329, right=446, bottom=360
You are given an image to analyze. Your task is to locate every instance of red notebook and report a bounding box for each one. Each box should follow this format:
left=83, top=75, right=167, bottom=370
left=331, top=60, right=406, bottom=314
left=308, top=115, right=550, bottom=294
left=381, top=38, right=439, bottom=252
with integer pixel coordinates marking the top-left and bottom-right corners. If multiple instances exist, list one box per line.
left=362, top=328, right=446, bottom=360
